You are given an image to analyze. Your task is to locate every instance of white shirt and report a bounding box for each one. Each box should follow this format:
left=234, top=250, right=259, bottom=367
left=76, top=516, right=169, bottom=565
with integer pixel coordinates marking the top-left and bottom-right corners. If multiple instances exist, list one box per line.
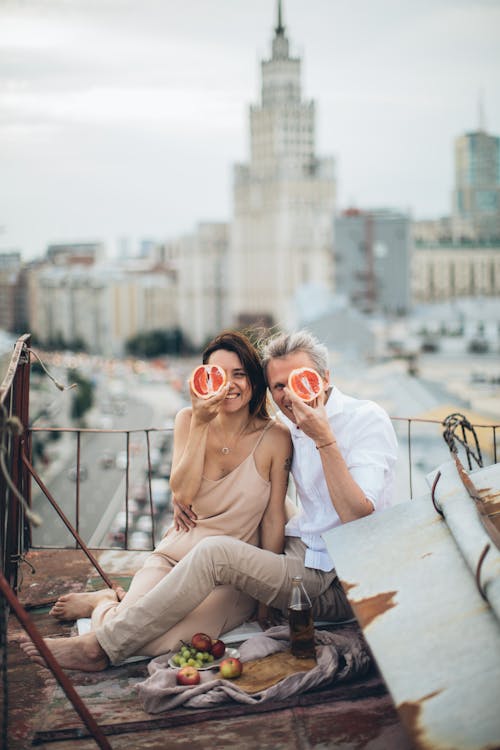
left=281, top=386, right=398, bottom=572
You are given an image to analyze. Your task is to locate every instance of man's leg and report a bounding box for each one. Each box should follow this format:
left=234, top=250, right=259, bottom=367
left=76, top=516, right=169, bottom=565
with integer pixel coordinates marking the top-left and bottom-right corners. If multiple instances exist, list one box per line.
left=96, top=535, right=290, bottom=664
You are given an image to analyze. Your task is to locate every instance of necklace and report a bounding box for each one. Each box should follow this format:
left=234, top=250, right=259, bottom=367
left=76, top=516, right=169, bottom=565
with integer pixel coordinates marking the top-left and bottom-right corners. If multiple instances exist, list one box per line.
left=217, top=419, right=250, bottom=455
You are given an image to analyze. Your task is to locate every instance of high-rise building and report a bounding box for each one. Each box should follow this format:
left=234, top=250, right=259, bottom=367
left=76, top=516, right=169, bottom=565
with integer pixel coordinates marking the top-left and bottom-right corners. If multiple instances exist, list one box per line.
left=334, top=209, right=411, bottom=315
left=228, top=1, right=336, bottom=329
left=452, top=129, right=500, bottom=241
left=177, top=222, right=228, bottom=348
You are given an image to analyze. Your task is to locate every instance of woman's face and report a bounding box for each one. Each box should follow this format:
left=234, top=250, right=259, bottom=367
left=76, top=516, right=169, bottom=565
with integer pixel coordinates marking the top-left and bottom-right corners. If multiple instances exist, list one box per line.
left=207, top=349, right=252, bottom=413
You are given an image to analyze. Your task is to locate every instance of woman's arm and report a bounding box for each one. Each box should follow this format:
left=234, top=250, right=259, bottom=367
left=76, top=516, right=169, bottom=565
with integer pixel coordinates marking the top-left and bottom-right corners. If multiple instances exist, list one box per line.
left=259, top=424, right=292, bottom=554
left=168, top=408, right=208, bottom=504
left=169, top=381, right=230, bottom=506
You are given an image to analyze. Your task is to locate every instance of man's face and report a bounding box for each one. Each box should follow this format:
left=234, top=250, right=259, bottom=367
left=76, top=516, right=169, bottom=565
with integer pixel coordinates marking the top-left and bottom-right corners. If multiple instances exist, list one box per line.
left=266, top=352, right=330, bottom=424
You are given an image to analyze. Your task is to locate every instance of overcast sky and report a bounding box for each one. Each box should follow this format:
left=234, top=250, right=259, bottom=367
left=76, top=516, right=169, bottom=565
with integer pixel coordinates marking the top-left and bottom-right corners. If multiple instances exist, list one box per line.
left=1, top=0, right=499, bottom=261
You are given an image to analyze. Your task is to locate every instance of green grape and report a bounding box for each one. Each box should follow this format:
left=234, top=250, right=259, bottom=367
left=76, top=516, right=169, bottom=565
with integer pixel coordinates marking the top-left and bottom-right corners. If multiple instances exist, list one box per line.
left=179, top=658, right=187, bottom=666
left=187, top=658, right=197, bottom=667
left=173, top=654, right=182, bottom=665
left=207, top=654, right=214, bottom=662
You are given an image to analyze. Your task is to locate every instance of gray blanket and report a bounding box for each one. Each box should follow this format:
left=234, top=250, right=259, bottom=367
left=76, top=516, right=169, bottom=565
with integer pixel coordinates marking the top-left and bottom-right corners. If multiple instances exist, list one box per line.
left=137, top=624, right=371, bottom=714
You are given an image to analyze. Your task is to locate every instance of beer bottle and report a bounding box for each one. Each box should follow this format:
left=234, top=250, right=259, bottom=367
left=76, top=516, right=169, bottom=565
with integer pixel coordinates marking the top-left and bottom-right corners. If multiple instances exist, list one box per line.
left=288, top=575, right=316, bottom=659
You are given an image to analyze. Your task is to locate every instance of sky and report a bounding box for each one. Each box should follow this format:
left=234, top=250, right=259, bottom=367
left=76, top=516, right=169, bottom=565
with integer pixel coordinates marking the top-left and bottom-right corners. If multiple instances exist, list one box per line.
left=1, top=0, right=499, bottom=261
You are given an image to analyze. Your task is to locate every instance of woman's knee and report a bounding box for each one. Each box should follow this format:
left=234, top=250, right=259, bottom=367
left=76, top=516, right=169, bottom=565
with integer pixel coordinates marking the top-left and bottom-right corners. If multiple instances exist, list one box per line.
left=193, top=535, right=243, bottom=563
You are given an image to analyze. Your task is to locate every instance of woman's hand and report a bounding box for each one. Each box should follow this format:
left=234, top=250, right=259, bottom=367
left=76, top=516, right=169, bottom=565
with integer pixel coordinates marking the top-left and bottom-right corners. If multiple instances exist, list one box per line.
left=189, top=381, right=231, bottom=426
left=172, top=496, right=197, bottom=531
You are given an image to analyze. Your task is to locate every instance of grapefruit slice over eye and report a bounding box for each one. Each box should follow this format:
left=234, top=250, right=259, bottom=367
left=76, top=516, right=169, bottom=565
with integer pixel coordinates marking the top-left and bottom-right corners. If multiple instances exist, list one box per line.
left=190, top=364, right=227, bottom=399
left=288, top=367, right=323, bottom=402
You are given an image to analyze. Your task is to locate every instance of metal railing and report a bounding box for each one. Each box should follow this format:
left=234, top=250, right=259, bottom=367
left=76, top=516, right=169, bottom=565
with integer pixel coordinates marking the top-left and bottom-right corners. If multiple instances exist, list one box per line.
left=0, top=333, right=31, bottom=590
left=1, top=333, right=499, bottom=570
left=0, top=335, right=113, bottom=750
left=1, top=333, right=499, bottom=749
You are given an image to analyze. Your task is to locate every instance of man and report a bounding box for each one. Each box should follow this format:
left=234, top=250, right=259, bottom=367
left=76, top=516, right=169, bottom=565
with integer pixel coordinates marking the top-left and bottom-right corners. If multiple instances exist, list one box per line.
left=20, top=330, right=398, bottom=671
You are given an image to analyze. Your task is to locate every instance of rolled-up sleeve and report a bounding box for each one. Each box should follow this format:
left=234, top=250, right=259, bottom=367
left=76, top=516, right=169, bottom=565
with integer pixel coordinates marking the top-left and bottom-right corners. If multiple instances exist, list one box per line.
left=345, top=406, right=398, bottom=509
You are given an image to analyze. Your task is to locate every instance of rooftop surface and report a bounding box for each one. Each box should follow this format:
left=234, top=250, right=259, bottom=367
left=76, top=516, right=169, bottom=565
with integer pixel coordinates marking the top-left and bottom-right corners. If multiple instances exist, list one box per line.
left=6, top=548, right=413, bottom=750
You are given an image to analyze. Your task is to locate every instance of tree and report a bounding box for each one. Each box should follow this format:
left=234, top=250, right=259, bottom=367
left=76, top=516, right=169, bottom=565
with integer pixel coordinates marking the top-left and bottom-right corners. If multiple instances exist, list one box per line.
left=125, top=328, right=184, bottom=357
left=68, top=369, right=94, bottom=421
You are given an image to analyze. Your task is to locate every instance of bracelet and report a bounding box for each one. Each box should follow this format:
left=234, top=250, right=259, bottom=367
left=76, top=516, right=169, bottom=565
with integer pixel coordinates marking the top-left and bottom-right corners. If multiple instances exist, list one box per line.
left=316, top=440, right=336, bottom=450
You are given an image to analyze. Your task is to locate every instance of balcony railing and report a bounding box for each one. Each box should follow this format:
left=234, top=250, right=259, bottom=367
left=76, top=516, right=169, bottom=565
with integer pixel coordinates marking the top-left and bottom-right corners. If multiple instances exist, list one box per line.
left=2, top=334, right=498, bottom=577
left=1, top=333, right=499, bottom=749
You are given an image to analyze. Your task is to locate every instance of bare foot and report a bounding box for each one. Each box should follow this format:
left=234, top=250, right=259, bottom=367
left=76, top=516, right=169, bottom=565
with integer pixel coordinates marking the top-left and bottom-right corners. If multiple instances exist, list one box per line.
left=50, top=588, right=118, bottom=620
left=19, top=632, right=109, bottom=672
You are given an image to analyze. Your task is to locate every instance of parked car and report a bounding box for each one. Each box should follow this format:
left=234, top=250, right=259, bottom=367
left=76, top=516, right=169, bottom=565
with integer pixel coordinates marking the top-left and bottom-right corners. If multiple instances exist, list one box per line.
left=467, top=338, right=490, bottom=354
left=115, top=451, right=129, bottom=470
left=99, top=451, right=115, bottom=469
left=67, top=464, right=88, bottom=481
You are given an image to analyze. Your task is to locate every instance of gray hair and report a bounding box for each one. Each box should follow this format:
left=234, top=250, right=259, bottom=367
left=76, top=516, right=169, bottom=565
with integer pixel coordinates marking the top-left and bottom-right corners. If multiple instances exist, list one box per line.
left=261, top=330, right=329, bottom=378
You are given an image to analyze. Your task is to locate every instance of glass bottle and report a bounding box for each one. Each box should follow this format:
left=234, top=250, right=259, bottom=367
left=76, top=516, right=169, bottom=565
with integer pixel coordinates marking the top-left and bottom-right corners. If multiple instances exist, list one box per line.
left=288, top=575, right=316, bottom=659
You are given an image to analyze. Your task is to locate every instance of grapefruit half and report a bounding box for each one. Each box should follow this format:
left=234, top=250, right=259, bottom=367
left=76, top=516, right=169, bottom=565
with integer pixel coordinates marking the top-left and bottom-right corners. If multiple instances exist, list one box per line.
left=190, top=364, right=227, bottom=399
left=288, top=367, right=323, bottom=402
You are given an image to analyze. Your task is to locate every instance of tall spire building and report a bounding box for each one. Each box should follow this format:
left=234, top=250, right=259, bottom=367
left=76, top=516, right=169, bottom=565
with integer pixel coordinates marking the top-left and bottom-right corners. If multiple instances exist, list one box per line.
left=228, top=1, right=336, bottom=329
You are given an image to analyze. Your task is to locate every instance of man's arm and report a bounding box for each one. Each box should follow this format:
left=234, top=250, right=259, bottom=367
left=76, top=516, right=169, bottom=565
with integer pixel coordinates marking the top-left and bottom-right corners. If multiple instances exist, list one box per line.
left=284, top=387, right=373, bottom=523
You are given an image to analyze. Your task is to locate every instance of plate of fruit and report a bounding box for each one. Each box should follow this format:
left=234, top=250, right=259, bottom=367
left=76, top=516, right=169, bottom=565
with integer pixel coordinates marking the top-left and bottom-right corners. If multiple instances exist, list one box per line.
left=169, top=632, right=240, bottom=672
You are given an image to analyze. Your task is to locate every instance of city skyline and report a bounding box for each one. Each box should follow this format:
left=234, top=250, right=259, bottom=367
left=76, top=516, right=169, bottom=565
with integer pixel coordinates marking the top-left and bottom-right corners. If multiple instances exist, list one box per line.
left=1, top=0, right=499, bottom=261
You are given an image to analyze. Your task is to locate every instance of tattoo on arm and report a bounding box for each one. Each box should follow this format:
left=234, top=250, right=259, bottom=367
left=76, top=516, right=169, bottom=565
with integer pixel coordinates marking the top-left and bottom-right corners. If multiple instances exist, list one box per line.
left=284, top=456, right=292, bottom=472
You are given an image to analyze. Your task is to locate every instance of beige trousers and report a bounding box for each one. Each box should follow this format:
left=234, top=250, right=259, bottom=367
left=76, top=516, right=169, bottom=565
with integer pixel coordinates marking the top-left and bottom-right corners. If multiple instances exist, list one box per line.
left=91, top=557, right=255, bottom=659
left=96, top=535, right=352, bottom=665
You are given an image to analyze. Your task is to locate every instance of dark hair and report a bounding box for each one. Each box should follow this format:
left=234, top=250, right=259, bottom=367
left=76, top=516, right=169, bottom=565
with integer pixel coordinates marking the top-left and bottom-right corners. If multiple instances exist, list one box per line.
left=202, top=330, right=269, bottom=419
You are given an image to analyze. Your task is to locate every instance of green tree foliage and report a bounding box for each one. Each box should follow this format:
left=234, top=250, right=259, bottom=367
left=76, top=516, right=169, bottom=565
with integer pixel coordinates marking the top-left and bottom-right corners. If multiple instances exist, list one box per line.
left=68, top=368, right=94, bottom=421
left=125, top=328, right=184, bottom=357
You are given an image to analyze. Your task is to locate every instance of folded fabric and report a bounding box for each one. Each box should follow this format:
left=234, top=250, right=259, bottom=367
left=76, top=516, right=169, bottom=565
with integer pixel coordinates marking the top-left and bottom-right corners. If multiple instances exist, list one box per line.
left=137, top=623, right=371, bottom=714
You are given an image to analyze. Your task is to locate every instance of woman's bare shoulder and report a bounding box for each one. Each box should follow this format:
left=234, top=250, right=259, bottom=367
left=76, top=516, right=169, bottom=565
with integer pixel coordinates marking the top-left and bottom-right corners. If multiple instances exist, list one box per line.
left=264, top=419, right=292, bottom=447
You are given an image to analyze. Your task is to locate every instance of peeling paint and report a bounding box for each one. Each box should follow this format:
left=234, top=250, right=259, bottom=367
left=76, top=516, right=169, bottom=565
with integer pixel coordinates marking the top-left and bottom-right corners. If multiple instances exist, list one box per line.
left=350, top=590, right=398, bottom=628
left=397, top=690, right=447, bottom=750
left=340, top=580, right=359, bottom=595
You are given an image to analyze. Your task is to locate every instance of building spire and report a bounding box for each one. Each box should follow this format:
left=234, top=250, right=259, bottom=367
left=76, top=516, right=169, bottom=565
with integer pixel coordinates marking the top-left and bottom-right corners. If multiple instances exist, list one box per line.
left=275, top=0, right=285, bottom=36
left=272, top=0, right=289, bottom=59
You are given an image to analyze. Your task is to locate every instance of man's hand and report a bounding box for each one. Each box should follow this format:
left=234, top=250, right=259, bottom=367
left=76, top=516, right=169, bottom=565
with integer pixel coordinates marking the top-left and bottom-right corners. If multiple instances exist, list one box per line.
left=284, top=386, right=334, bottom=446
left=172, top=496, right=197, bottom=531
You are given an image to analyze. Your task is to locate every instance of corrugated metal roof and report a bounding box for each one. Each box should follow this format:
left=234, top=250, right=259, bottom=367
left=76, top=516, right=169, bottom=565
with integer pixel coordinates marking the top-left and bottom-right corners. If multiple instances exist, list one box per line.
left=323, top=460, right=500, bottom=750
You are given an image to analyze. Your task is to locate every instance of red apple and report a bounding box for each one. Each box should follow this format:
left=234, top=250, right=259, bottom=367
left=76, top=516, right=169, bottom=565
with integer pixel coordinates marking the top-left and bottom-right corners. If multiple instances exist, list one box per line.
left=176, top=665, right=201, bottom=686
left=219, top=657, right=243, bottom=679
left=191, top=632, right=212, bottom=652
left=211, top=638, right=226, bottom=659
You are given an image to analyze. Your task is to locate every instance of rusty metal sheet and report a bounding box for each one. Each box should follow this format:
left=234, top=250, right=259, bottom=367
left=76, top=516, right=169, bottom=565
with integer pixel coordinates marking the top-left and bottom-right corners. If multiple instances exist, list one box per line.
left=429, top=460, right=500, bottom=623
left=323, top=463, right=500, bottom=750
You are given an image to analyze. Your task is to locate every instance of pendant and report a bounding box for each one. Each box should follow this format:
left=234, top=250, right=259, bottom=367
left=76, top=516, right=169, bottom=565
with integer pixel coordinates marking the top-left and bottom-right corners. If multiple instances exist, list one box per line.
left=221, top=447, right=230, bottom=455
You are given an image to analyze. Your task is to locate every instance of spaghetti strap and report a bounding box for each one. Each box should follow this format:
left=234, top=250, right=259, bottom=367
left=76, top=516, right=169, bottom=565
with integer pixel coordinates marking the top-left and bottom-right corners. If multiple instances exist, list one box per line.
left=251, top=419, right=275, bottom=455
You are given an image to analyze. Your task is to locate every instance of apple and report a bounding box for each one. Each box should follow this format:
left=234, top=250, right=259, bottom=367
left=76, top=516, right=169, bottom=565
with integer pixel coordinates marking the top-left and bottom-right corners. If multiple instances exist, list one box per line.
left=219, top=657, right=243, bottom=679
left=191, top=632, right=212, bottom=652
left=211, top=638, right=226, bottom=659
left=176, top=665, right=201, bottom=686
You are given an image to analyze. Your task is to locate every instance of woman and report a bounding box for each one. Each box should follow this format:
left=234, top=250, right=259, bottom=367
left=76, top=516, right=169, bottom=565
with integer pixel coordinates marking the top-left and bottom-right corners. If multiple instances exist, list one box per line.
left=50, top=330, right=292, bottom=658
